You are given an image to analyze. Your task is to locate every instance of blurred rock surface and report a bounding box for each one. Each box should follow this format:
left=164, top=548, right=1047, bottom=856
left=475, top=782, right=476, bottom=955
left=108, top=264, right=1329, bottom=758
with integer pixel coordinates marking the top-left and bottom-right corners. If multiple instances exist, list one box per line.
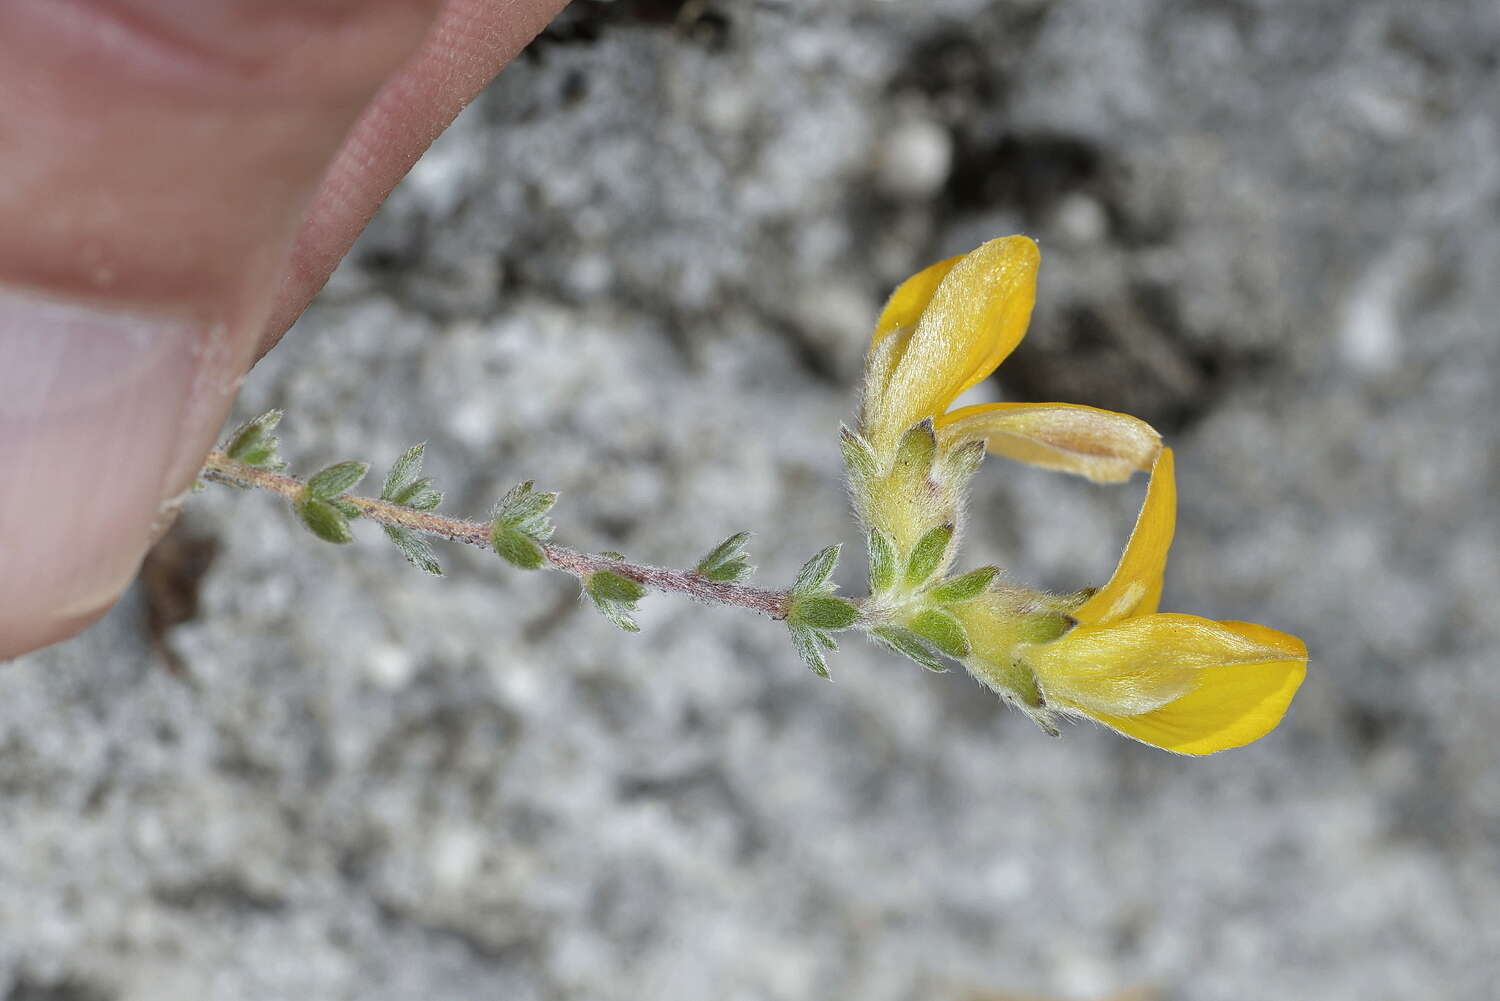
left=5, top=1, right=1499, bottom=998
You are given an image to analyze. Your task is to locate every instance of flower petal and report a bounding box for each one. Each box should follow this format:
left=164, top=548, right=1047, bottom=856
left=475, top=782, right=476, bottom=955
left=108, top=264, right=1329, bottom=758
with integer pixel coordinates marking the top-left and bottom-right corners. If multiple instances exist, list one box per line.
left=1072, top=447, right=1176, bottom=625
left=1087, top=623, right=1308, bottom=756
left=867, top=236, right=1039, bottom=441
left=937, top=402, right=1161, bottom=483
left=870, top=254, right=962, bottom=347
left=1024, top=614, right=1308, bottom=754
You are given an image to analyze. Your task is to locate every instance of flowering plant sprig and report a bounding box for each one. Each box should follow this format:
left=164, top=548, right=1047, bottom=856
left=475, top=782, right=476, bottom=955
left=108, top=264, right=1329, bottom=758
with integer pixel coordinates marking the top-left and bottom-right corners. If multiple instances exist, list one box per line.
left=845, top=236, right=1306, bottom=753
left=202, top=234, right=1306, bottom=755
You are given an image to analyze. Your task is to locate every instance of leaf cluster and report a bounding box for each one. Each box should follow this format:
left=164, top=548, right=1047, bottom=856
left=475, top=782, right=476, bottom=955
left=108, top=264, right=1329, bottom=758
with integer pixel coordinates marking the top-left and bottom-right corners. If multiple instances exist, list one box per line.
left=784, top=544, right=861, bottom=679
left=585, top=570, right=649, bottom=632
left=694, top=532, right=755, bottom=584
left=224, top=410, right=286, bottom=472
left=379, top=443, right=445, bottom=575
left=490, top=481, right=559, bottom=570
left=295, top=460, right=369, bottom=544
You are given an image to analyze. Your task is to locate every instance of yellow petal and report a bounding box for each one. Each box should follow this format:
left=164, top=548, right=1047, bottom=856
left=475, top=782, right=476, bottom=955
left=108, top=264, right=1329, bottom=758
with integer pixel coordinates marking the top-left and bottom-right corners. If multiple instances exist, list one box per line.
left=868, top=236, right=1039, bottom=440
left=1090, top=628, right=1307, bottom=756
left=870, top=254, right=962, bottom=347
left=1072, top=447, right=1176, bottom=625
left=1025, top=614, right=1308, bottom=755
left=937, top=402, right=1161, bottom=483
left=861, top=256, right=961, bottom=439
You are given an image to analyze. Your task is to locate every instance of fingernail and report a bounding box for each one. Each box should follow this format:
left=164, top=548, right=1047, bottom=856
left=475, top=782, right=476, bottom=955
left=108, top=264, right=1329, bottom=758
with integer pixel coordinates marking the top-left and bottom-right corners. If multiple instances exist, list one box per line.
left=0, top=287, right=197, bottom=656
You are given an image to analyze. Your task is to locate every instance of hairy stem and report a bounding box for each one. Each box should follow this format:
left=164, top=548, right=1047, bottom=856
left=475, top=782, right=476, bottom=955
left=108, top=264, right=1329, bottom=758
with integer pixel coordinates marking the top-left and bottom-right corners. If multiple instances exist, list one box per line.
left=201, top=451, right=792, bottom=619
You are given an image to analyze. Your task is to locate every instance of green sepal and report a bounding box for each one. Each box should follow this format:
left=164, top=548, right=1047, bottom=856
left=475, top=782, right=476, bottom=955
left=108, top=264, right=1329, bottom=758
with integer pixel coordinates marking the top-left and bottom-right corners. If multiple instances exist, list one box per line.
left=307, top=461, right=370, bottom=500
left=1015, top=610, right=1075, bottom=646
left=905, top=523, right=955, bottom=589
left=929, top=566, right=1000, bottom=605
left=942, top=438, right=986, bottom=482
left=894, top=418, right=936, bottom=475
left=788, top=623, right=832, bottom=679
left=839, top=425, right=878, bottom=481
left=491, top=522, right=545, bottom=570
left=788, top=594, right=859, bottom=631
left=867, top=529, right=897, bottom=594
left=295, top=497, right=353, bottom=544
left=586, top=571, right=647, bottom=632
left=383, top=525, right=443, bottom=575
left=908, top=607, right=971, bottom=658
left=224, top=409, right=286, bottom=470
left=1053, top=587, right=1096, bottom=614
left=793, top=544, right=842, bottom=595
left=870, top=627, right=947, bottom=673
left=696, top=532, right=755, bottom=583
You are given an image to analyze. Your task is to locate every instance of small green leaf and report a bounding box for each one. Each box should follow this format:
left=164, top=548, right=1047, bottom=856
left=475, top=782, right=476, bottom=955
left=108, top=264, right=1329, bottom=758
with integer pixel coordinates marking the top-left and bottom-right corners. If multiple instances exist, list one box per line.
left=586, top=571, right=647, bottom=632
left=788, top=624, right=831, bottom=679
left=495, top=480, right=550, bottom=522
left=793, top=544, right=842, bottom=595
left=307, top=461, right=370, bottom=500
left=591, top=603, right=641, bottom=633
left=493, top=481, right=558, bottom=539
left=400, top=483, right=444, bottom=511
left=295, top=497, right=353, bottom=544
left=867, top=529, right=897, bottom=594
left=839, top=425, right=878, bottom=480
left=491, top=522, right=545, bottom=570
left=909, top=607, right=971, bottom=658
left=696, top=532, right=754, bottom=583
left=905, top=523, right=955, bottom=589
left=790, top=594, right=859, bottom=631
left=870, top=627, right=947, bottom=673
left=381, top=447, right=443, bottom=511
left=895, top=418, right=936, bottom=475
left=588, top=570, right=647, bottom=603
left=235, top=443, right=281, bottom=469
left=381, top=443, right=427, bottom=500
left=929, top=566, right=1000, bottom=605
left=330, top=499, right=363, bottom=519
left=383, top=525, right=443, bottom=575
left=1015, top=611, right=1075, bottom=646
left=224, top=409, right=285, bottom=470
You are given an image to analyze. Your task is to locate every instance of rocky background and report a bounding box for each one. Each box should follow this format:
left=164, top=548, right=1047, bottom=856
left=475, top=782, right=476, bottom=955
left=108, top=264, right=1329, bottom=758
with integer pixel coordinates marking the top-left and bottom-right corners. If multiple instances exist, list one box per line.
left=4, top=1, right=1499, bottom=998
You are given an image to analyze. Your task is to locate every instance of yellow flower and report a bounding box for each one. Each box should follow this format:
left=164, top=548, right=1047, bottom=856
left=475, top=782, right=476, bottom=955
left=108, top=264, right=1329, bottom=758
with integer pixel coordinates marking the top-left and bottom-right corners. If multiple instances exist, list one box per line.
left=860, top=235, right=1160, bottom=483
left=857, top=236, right=1308, bottom=754
left=1017, top=448, right=1308, bottom=754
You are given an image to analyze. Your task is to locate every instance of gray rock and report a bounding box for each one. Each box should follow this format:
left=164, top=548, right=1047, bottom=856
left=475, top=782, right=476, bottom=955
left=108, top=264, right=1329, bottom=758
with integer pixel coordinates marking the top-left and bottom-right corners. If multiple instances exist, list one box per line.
left=5, top=1, right=1499, bottom=999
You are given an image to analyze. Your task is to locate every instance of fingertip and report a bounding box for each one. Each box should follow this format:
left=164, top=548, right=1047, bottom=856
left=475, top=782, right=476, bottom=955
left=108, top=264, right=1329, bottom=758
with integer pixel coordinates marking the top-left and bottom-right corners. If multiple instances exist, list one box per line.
left=0, top=289, right=201, bottom=661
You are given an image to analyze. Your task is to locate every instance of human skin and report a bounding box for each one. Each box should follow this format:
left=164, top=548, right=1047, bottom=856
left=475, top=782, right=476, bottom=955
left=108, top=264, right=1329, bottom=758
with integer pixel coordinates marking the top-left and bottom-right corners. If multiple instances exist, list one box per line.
left=0, top=0, right=572, bottom=658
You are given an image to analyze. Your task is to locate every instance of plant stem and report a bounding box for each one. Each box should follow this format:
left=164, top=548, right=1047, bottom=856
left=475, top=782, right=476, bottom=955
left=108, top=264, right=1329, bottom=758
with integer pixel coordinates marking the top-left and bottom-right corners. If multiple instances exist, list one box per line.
left=201, top=451, right=792, bottom=619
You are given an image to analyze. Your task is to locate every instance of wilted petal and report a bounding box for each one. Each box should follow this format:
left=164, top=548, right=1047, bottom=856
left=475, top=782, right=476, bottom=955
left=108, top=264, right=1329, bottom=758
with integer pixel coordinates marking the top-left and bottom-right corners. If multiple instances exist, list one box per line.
left=1024, top=614, right=1308, bottom=755
left=1072, top=448, right=1176, bottom=625
left=937, top=402, right=1161, bottom=483
left=866, top=236, right=1039, bottom=442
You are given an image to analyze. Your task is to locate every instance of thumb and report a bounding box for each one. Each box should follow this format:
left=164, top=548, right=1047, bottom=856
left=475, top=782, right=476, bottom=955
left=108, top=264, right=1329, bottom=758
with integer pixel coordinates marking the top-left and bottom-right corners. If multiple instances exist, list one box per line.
left=0, top=0, right=442, bottom=657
